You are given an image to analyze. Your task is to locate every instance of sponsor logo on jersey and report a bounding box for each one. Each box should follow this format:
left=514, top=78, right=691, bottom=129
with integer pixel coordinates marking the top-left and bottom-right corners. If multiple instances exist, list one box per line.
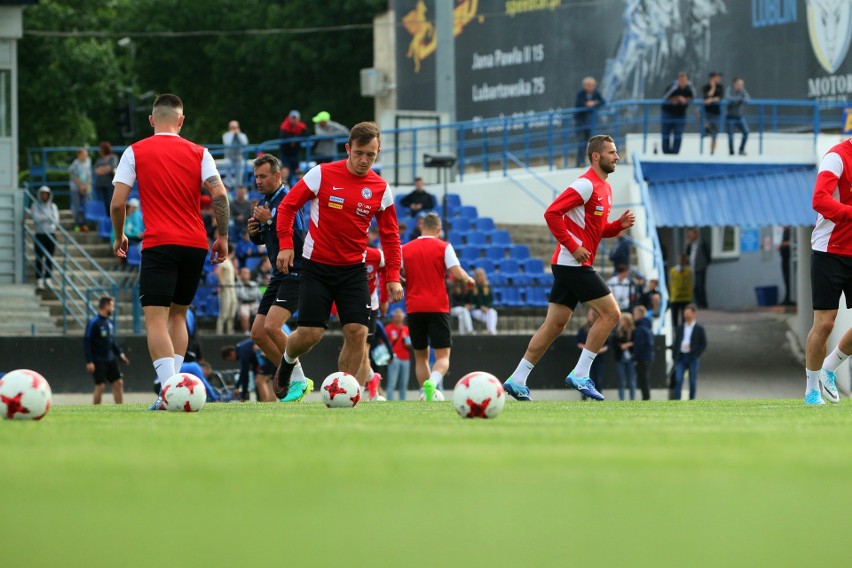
left=595, top=205, right=604, bottom=211
left=328, top=202, right=343, bottom=209
left=361, top=187, right=373, bottom=199
left=329, top=196, right=344, bottom=204
left=332, top=185, right=345, bottom=191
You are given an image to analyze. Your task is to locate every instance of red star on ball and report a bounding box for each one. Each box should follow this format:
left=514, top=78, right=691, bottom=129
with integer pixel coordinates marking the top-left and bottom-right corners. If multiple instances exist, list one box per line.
left=466, top=397, right=491, bottom=418
left=324, top=378, right=348, bottom=400
left=2, top=392, right=30, bottom=419
left=177, top=377, right=198, bottom=394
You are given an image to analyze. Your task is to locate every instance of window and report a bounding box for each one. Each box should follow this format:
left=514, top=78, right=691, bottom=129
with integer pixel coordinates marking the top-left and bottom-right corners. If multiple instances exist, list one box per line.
left=711, top=226, right=740, bottom=259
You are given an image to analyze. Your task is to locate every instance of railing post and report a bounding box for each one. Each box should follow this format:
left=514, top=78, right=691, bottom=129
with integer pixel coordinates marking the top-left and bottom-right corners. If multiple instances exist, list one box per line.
left=547, top=113, right=555, bottom=170
left=502, top=116, right=509, bottom=177
left=133, top=283, right=142, bottom=335
left=411, top=129, right=418, bottom=182
left=458, top=125, right=466, bottom=181
left=758, top=105, right=765, bottom=155
left=62, top=238, right=68, bottom=334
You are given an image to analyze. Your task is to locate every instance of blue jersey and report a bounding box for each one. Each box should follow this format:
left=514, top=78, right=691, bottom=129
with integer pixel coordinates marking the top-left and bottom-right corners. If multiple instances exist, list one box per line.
left=83, top=315, right=121, bottom=363
left=252, top=184, right=306, bottom=282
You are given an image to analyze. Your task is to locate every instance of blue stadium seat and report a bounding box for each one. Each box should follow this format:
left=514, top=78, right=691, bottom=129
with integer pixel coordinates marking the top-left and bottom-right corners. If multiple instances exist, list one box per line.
left=490, top=273, right=508, bottom=286
left=244, top=256, right=263, bottom=271
left=527, top=286, right=549, bottom=307
left=206, top=295, right=220, bottom=317
left=445, top=194, right=462, bottom=209
left=452, top=219, right=476, bottom=232
left=475, top=217, right=495, bottom=232
left=97, top=217, right=112, bottom=239
left=502, top=286, right=523, bottom=307
left=466, top=232, right=487, bottom=247
left=472, top=259, right=497, bottom=273
left=498, top=258, right=520, bottom=274
left=84, top=200, right=107, bottom=223
left=458, top=246, right=481, bottom=263
left=448, top=231, right=466, bottom=247
left=205, top=272, right=219, bottom=288
left=523, top=258, right=545, bottom=274
left=126, top=243, right=142, bottom=267
left=458, top=205, right=478, bottom=219
left=532, top=272, right=554, bottom=287
left=508, top=274, right=532, bottom=287
left=490, top=229, right=511, bottom=246
left=492, top=286, right=507, bottom=307
left=509, top=244, right=531, bottom=260
left=484, top=245, right=506, bottom=261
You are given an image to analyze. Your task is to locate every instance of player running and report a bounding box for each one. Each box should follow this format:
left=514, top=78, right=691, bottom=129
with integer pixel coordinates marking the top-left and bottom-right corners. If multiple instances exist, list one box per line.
left=503, top=134, right=635, bottom=401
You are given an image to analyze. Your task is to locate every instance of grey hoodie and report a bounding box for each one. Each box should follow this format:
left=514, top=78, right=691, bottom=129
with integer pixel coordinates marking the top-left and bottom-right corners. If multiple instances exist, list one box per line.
left=32, top=187, right=60, bottom=235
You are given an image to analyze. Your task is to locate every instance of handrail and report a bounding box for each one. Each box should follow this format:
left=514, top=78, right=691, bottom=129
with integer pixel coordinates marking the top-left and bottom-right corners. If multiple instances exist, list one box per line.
left=504, top=151, right=561, bottom=202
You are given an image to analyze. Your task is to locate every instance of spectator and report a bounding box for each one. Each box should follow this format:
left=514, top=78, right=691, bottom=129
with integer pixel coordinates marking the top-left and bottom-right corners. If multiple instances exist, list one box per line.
left=235, top=267, right=261, bottom=334
left=669, top=254, right=694, bottom=330
left=470, top=267, right=498, bottom=335
left=311, top=111, right=349, bottom=164
left=574, top=76, right=605, bottom=167
left=608, top=233, right=630, bottom=271
left=398, top=221, right=409, bottom=245
left=215, top=243, right=237, bottom=335
left=660, top=72, right=696, bottom=154
left=200, top=193, right=216, bottom=241
left=124, top=198, right=145, bottom=244
left=632, top=305, right=655, bottom=401
left=279, top=110, right=307, bottom=182
left=222, top=120, right=249, bottom=190
left=31, top=186, right=59, bottom=290
left=611, top=312, right=637, bottom=401
left=93, top=141, right=118, bottom=209
left=235, top=230, right=260, bottom=267
left=449, top=279, right=474, bottom=335
left=726, top=76, right=751, bottom=156
left=576, top=309, right=608, bottom=398
left=68, top=147, right=91, bottom=232
left=384, top=308, right=412, bottom=400
left=84, top=296, right=129, bottom=405
left=220, top=338, right=257, bottom=402
left=255, top=256, right=272, bottom=288
left=400, top=177, right=436, bottom=217
left=684, top=227, right=711, bottom=308
left=701, top=72, right=723, bottom=155
left=640, top=278, right=662, bottom=317
left=607, top=264, right=636, bottom=311
left=183, top=360, right=221, bottom=402
left=672, top=303, right=707, bottom=400
left=367, top=224, right=381, bottom=249
left=409, top=212, right=426, bottom=239
left=229, top=186, right=252, bottom=237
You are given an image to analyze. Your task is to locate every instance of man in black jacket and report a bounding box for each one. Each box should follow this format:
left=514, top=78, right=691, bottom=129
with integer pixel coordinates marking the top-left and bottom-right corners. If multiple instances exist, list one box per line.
left=672, top=303, right=707, bottom=400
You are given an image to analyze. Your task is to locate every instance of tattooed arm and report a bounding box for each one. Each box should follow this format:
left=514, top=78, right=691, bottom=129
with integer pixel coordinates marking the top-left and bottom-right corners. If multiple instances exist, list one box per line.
left=205, top=174, right=230, bottom=263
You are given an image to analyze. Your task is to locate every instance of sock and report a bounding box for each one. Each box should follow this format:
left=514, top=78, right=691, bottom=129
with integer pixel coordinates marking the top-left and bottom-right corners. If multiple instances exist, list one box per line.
left=283, top=351, right=296, bottom=365
left=572, top=349, right=597, bottom=378
left=822, top=347, right=850, bottom=372
left=429, top=370, right=443, bottom=388
left=173, top=354, right=185, bottom=375
left=510, top=358, right=535, bottom=386
left=291, top=363, right=306, bottom=384
left=806, top=369, right=820, bottom=394
left=154, top=357, right=175, bottom=389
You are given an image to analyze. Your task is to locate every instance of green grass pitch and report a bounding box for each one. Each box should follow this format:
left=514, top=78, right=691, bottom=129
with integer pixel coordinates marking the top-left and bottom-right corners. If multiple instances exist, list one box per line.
left=2, top=399, right=850, bottom=567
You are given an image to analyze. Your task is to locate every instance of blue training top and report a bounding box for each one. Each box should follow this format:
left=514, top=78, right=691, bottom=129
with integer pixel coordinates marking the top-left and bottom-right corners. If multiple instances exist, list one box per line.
left=251, top=184, right=306, bottom=282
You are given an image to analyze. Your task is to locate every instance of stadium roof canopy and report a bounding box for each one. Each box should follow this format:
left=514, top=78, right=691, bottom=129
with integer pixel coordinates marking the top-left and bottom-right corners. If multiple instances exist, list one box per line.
left=640, top=162, right=817, bottom=227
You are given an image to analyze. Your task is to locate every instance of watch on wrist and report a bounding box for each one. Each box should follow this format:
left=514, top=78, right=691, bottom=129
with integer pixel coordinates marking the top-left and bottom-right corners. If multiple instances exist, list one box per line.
left=265, top=218, right=273, bottom=226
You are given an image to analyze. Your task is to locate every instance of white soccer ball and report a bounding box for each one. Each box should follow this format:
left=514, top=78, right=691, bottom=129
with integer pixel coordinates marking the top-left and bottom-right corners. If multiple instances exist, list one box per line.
left=453, top=372, right=506, bottom=419
left=321, top=372, right=361, bottom=408
left=419, top=389, right=446, bottom=401
left=161, top=373, right=207, bottom=412
left=0, top=369, right=52, bottom=421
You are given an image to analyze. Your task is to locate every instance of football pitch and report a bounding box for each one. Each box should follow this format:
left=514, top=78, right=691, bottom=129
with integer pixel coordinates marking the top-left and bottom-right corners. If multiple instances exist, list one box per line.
left=2, top=399, right=850, bottom=567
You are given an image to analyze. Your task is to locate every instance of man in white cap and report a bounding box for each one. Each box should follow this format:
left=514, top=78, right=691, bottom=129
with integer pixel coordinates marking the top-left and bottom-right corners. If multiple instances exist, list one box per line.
left=222, top=120, right=249, bottom=190
left=311, top=111, right=349, bottom=164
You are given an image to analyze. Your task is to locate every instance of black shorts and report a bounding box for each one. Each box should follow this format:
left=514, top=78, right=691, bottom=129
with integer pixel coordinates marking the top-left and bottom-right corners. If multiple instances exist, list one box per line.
left=297, top=259, right=370, bottom=328
left=811, top=251, right=852, bottom=310
left=408, top=312, right=452, bottom=350
left=257, top=278, right=300, bottom=316
left=549, top=265, right=611, bottom=308
left=258, top=359, right=277, bottom=376
left=93, top=360, right=122, bottom=385
left=139, top=245, right=208, bottom=307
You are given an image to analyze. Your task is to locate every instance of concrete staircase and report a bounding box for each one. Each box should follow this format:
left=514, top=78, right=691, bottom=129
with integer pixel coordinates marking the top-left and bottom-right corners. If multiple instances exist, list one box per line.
left=23, top=210, right=139, bottom=334
left=0, top=285, right=63, bottom=336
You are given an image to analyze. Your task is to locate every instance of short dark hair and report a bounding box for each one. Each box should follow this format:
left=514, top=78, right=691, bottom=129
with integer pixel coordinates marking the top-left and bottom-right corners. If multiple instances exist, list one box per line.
left=220, top=346, right=236, bottom=359
left=422, top=212, right=441, bottom=231
left=98, top=296, right=114, bottom=309
left=349, top=121, right=381, bottom=147
left=152, top=94, right=183, bottom=121
left=587, top=134, right=614, bottom=161
left=254, top=154, right=281, bottom=174
left=99, top=141, right=113, bottom=155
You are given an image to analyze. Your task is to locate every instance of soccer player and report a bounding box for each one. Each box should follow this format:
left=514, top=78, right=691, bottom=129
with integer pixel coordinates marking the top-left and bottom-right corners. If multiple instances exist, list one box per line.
left=272, top=122, right=404, bottom=395
left=247, top=154, right=313, bottom=402
left=503, top=134, right=635, bottom=401
left=357, top=245, right=389, bottom=400
left=402, top=212, right=475, bottom=400
left=111, top=94, right=230, bottom=410
left=804, top=138, right=852, bottom=405
left=84, top=296, right=129, bottom=404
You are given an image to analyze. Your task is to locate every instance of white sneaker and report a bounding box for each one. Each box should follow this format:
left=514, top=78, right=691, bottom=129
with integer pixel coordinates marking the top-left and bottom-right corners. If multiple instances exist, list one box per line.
left=36, top=278, right=45, bottom=290
left=819, top=369, right=840, bottom=404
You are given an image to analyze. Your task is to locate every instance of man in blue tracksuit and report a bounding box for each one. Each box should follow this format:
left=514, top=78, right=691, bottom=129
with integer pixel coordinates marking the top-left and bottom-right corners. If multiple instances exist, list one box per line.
left=220, top=337, right=257, bottom=401
left=84, top=296, right=129, bottom=404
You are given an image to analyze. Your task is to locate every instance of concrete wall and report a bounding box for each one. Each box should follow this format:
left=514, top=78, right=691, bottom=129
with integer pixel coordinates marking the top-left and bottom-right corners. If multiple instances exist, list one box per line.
left=0, top=334, right=668, bottom=393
